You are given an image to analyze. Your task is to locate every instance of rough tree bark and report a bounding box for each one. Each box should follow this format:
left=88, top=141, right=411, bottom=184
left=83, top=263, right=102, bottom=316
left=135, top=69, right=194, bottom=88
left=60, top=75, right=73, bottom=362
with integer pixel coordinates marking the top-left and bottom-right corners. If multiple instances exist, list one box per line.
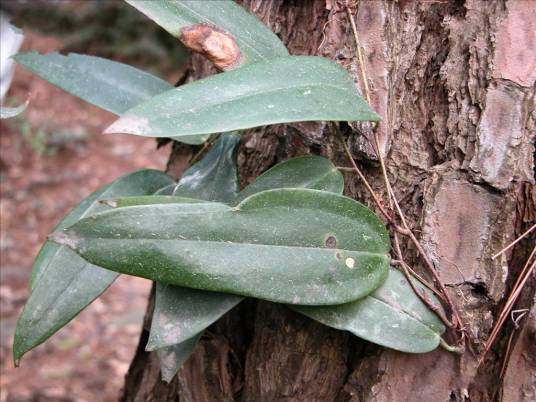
left=121, top=1, right=535, bottom=401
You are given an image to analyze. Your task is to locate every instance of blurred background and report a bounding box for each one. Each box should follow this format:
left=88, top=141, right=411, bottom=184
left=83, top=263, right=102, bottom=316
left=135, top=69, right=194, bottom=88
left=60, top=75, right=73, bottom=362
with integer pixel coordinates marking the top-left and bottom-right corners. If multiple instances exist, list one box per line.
left=0, top=1, right=188, bottom=400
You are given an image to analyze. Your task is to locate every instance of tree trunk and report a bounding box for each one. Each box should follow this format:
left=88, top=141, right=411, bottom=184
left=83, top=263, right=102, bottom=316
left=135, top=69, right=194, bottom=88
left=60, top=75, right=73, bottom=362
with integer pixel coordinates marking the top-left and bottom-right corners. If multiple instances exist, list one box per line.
left=121, top=1, right=535, bottom=401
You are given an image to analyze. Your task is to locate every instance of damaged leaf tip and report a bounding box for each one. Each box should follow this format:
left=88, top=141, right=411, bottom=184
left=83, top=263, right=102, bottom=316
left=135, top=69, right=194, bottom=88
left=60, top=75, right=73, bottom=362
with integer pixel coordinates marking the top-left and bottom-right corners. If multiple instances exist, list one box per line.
left=180, top=24, right=243, bottom=71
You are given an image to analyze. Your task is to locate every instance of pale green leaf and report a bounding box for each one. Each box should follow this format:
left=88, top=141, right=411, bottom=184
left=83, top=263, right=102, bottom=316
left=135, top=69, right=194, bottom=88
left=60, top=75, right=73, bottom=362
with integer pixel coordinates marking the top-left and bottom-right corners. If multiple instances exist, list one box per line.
left=51, top=189, right=390, bottom=305
left=13, top=170, right=174, bottom=365
left=293, top=269, right=446, bottom=353
left=105, top=56, right=380, bottom=139
left=14, top=52, right=205, bottom=144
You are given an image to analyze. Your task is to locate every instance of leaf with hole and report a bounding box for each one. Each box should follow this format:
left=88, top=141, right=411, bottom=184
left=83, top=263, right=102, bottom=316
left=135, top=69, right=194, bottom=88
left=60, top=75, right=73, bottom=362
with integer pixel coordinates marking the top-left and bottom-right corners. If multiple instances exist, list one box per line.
left=14, top=52, right=205, bottom=144
left=51, top=189, right=390, bottom=305
left=293, top=269, right=446, bottom=353
left=105, top=56, right=381, bottom=139
left=13, top=169, right=174, bottom=365
left=125, top=0, right=288, bottom=66
left=144, top=153, right=344, bottom=359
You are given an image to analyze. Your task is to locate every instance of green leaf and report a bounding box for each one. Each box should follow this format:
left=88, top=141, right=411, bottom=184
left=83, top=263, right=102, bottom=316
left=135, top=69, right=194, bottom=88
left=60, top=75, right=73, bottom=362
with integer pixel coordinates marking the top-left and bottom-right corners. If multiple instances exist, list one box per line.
left=172, top=134, right=240, bottom=203
left=156, top=333, right=202, bottom=383
left=105, top=195, right=205, bottom=208
left=146, top=134, right=242, bottom=370
left=293, top=269, right=446, bottom=353
left=147, top=284, right=240, bottom=351
left=51, top=189, right=390, bottom=305
left=104, top=56, right=381, bottom=139
left=13, top=169, right=174, bottom=365
left=0, top=100, right=28, bottom=119
left=13, top=52, right=205, bottom=145
left=125, top=0, right=288, bottom=65
left=113, top=155, right=344, bottom=352
left=235, top=155, right=344, bottom=203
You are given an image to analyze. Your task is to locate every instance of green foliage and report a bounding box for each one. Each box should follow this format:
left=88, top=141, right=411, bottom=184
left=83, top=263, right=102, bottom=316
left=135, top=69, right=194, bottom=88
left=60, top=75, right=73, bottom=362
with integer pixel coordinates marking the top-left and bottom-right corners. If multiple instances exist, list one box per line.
left=13, top=170, right=174, bottom=365
left=14, top=52, right=205, bottom=145
left=125, top=0, right=289, bottom=64
left=13, top=0, right=446, bottom=383
left=105, top=56, right=380, bottom=139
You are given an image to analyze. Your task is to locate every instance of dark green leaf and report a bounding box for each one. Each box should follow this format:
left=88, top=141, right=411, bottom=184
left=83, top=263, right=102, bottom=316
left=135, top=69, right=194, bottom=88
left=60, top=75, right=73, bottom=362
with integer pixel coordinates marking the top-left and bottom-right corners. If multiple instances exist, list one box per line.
left=52, top=189, right=390, bottom=305
left=125, top=0, right=288, bottom=65
left=235, top=155, right=344, bottom=203
left=13, top=169, right=174, bottom=365
left=14, top=52, right=205, bottom=144
left=172, top=134, right=240, bottom=203
left=293, top=269, right=446, bottom=353
left=147, top=284, right=241, bottom=351
left=105, top=56, right=381, bottom=139
left=115, top=155, right=344, bottom=352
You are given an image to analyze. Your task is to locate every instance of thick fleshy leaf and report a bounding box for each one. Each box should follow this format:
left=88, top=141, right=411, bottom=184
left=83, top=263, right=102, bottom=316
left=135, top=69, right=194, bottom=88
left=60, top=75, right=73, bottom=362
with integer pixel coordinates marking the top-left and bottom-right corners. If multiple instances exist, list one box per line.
left=13, top=170, right=174, bottom=365
left=293, top=269, right=446, bottom=353
left=105, top=56, right=381, bottom=139
left=148, top=135, right=242, bottom=354
left=235, top=155, right=344, bottom=203
left=146, top=153, right=342, bottom=358
left=125, top=0, right=288, bottom=65
left=148, top=284, right=240, bottom=351
left=156, top=333, right=202, bottom=383
left=0, top=100, right=28, bottom=119
left=171, top=134, right=240, bottom=203
left=113, top=155, right=344, bottom=351
left=13, top=52, right=205, bottom=144
left=52, top=189, right=390, bottom=305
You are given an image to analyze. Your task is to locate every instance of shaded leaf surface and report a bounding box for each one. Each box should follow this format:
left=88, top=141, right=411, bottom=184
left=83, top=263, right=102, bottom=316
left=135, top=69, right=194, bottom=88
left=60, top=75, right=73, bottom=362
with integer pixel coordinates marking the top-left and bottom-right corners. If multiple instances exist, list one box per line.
left=293, top=269, right=446, bottom=353
left=14, top=52, right=204, bottom=144
left=171, top=134, right=240, bottom=203
left=105, top=56, right=380, bottom=138
left=13, top=170, right=174, bottom=364
left=125, top=0, right=288, bottom=65
left=53, top=189, right=390, bottom=305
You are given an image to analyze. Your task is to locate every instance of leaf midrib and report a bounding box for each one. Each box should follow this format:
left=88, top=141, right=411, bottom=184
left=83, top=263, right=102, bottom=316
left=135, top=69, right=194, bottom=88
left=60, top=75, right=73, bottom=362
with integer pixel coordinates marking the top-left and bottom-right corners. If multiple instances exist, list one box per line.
left=368, top=294, right=442, bottom=336
left=150, top=82, right=359, bottom=119
left=75, top=237, right=389, bottom=256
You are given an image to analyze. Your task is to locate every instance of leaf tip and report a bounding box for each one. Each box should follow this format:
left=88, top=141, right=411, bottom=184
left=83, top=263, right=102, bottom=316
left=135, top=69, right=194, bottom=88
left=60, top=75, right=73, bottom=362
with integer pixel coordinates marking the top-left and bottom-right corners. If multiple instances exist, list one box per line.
left=99, top=199, right=118, bottom=208
left=104, top=115, right=151, bottom=136
left=48, top=231, right=80, bottom=250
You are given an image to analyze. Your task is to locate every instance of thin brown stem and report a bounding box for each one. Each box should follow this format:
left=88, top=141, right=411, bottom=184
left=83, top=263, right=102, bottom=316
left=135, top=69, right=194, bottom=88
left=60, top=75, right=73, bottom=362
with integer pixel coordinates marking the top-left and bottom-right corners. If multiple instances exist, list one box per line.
left=334, top=125, right=392, bottom=222
left=479, top=246, right=536, bottom=365
left=492, top=224, right=535, bottom=260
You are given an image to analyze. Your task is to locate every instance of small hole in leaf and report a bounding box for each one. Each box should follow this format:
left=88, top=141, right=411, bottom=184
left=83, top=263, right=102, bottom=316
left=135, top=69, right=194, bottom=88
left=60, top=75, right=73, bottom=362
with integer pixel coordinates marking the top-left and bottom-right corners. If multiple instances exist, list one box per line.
left=325, top=235, right=337, bottom=248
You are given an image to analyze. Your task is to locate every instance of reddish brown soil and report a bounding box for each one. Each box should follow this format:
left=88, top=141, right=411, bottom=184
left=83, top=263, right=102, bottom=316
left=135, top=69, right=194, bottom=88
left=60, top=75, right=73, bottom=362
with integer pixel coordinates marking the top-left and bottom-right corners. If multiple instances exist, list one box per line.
left=1, top=32, right=171, bottom=401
